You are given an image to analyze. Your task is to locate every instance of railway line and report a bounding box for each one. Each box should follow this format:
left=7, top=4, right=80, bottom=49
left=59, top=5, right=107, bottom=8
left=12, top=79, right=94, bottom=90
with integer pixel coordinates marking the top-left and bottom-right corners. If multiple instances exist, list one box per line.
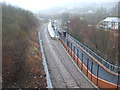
left=39, top=23, right=96, bottom=88
left=39, top=21, right=120, bottom=89
left=51, top=39, right=81, bottom=88
left=51, top=44, right=80, bottom=88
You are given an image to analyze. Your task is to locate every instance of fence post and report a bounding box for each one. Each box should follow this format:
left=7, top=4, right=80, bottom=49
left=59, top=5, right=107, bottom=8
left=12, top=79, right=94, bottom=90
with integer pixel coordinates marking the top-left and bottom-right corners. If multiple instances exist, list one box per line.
left=74, top=46, right=75, bottom=60
left=108, top=63, right=110, bottom=70
left=81, top=53, right=83, bottom=71
left=77, top=49, right=79, bottom=65
left=97, top=64, right=99, bottom=85
left=91, top=62, right=93, bottom=81
left=71, top=43, right=72, bottom=56
left=68, top=40, right=69, bottom=53
left=67, top=40, right=69, bottom=51
left=117, top=71, right=120, bottom=90
left=86, top=58, right=89, bottom=77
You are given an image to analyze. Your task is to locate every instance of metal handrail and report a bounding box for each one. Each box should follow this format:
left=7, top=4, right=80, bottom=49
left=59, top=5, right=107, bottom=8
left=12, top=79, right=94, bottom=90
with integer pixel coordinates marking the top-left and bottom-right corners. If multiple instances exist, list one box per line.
left=38, top=32, right=53, bottom=88
left=66, top=33, right=120, bottom=74
left=59, top=32, right=120, bottom=86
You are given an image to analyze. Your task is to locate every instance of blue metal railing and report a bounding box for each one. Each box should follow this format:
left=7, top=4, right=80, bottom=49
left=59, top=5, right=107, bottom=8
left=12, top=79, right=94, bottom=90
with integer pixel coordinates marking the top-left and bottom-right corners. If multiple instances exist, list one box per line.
left=59, top=32, right=120, bottom=86
left=67, top=33, right=120, bottom=74
left=38, top=32, right=53, bottom=88
left=62, top=33, right=120, bottom=74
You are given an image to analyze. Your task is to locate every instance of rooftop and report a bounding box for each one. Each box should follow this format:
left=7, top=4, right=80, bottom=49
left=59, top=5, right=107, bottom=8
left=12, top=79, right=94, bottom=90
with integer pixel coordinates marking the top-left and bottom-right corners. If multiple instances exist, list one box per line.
left=102, top=17, right=120, bottom=22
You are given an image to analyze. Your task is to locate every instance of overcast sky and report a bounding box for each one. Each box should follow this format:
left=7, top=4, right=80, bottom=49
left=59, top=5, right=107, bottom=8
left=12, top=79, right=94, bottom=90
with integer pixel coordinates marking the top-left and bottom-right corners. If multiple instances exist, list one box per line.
left=1, top=0, right=119, bottom=12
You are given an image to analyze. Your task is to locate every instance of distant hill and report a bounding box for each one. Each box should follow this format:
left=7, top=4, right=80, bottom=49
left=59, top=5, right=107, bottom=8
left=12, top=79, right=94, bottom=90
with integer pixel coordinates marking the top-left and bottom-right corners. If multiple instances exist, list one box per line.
left=39, top=1, right=118, bottom=15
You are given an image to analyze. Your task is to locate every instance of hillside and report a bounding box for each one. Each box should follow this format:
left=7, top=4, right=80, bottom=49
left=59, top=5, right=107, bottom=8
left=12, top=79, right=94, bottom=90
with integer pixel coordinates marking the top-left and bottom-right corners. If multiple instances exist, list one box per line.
left=2, top=3, right=46, bottom=88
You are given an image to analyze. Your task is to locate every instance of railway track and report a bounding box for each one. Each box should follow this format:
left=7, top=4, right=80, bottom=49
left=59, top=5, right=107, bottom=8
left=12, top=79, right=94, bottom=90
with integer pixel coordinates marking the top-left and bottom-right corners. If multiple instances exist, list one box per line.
left=41, top=23, right=96, bottom=88
left=44, top=31, right=80, bottom=88
left=51, top=39, right=81, bottom=88
left=45, top=47, right=68, bottom=88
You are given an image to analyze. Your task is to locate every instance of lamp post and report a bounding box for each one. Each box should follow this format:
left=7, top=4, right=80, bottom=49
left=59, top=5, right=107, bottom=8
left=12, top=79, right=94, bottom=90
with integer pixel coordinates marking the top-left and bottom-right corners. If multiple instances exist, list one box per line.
left=67, top=20, right=71, bottom=33
left=66, top=10, right=71, bottom=33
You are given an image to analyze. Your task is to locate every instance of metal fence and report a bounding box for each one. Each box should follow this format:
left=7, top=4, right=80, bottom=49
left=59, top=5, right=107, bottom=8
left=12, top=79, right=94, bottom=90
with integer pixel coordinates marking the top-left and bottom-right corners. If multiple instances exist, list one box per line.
left=66, top=33, right=120, bottom=74
left=59, top=33, right=120, bottom=86
left=38, top=32, right=53, bottom=88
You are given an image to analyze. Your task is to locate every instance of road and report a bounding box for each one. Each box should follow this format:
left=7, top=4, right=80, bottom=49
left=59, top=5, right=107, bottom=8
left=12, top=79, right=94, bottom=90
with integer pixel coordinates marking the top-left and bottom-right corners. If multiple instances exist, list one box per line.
left=39, top=23, right=96, bottom=88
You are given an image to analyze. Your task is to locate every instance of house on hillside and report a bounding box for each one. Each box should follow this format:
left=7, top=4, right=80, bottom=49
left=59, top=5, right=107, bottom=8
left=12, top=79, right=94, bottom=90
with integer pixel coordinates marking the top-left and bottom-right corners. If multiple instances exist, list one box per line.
left=98, top=17, right=120, bottom=30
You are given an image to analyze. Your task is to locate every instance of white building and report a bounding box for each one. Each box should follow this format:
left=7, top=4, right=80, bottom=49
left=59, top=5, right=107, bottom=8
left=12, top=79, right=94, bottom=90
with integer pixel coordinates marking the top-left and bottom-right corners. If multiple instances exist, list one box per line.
left=99, top=17, right=120, bottom=30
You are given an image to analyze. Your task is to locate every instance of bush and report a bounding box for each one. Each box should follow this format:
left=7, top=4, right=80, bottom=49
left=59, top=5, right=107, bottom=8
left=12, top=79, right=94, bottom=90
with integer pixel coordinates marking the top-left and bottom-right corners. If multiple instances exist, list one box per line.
left=68, top=16, right=119, bottom=65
